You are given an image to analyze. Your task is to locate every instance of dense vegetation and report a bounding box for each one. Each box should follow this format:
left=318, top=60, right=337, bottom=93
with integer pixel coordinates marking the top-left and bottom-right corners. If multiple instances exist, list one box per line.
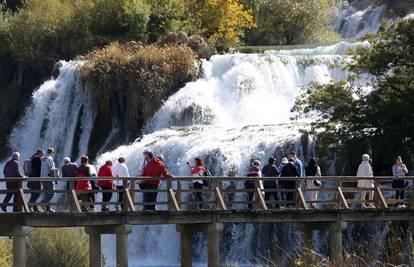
left=293, top=18, right=414, bottom=174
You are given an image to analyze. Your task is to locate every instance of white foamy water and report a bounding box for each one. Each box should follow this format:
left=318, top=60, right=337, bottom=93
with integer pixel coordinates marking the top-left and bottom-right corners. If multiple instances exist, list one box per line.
left=96, top=43, right=370, bottom=266
left=4, top=61, right=94, bottom=167
left=334, top=2, right=387, bottom=39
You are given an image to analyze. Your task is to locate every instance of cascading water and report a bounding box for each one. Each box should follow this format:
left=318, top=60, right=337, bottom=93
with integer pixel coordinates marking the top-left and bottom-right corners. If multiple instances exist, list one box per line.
left=96, top=41, right=369, bottom=266
left=4, top=61, right=94, bottom=167
left=334, top=1, right=387, bottom=39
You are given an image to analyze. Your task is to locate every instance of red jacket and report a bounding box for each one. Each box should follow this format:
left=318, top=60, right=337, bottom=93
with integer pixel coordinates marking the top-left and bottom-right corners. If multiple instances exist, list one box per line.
left=75, top=172, right=92, bottom=191
left=98, top=164, right=115, bottom=187
left=142, top=157, right=172, bottom=186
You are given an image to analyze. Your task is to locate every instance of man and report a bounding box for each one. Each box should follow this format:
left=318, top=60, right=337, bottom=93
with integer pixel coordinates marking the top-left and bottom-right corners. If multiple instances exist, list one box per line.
left=262, top=157, right=280, bottom=209
left=141, top=154, right=173, bottom=210
left=28, top=149, right=44, bottom=212
left=280, top=158, right=300, bottom=208
left=2, top=152, right=24, bottom=212
left=113, top=157, right=129, bottom=211
left=289, top=151, right=304, bottom=177
left=61, top=157, right=78, bottom=189
left=40, top=148, right=56, bottom=212
left=98, top=160, right=115, bottom=212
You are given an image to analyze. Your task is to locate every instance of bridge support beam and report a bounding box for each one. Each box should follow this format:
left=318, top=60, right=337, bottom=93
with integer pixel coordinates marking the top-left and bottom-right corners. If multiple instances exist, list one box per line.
left=0, top=226, right=32, bottom=267
left=176, top=223, right=223, bottom=267
left=85, top=225, right=132, bottom=267
left=329, top=222, right=347, bottom=264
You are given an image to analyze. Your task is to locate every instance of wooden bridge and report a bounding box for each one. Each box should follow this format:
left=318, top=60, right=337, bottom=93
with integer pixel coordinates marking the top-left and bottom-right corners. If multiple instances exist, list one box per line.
left=1, top=176, right=414, bottom=267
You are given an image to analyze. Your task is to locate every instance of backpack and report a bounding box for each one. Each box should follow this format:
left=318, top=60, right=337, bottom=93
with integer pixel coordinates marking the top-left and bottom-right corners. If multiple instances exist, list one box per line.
left=202, top=169, right=212, bottom=186
left=23, top=159, right=32, bottom=176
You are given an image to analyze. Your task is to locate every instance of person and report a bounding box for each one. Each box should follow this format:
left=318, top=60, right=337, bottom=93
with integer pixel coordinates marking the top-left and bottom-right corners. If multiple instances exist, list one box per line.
left=262, top=157, right=280, bottom=209
left=357, top=154, right=374, bottom=208
left=40, top=148, right=56, bottom=212
left=280, top=158, right=300, bottom=208
left=61, top=157, right=78, bottom=190
left=278, top=157, right=289, bottom=205
left=392, top=156, right=409, bottom=208
left=113, top=157, right=130, bottom=211
left=188, top=157, right=206, bottom=209
left=141, top=154, right=173, bottom=210
left=88, top=160, right=99, bottom=211
left=289, top=151, right=304, bottom=177
left=76, top=155, right=93, bottom=212
left=98, top=160, right=115, bottom=211
left=28, top=149, right=44, bottom=212
left=305, top=158, right=322, bottom=209
left=138, top=150, right=154, bottom=176
left=244, top=160, right=262, bottom=209
left=2, top=152, right=23, bottom=212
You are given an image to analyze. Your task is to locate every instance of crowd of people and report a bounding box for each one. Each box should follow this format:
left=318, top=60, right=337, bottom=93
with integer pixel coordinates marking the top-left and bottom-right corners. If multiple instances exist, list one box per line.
left=0, top=148, right=411, bottom=212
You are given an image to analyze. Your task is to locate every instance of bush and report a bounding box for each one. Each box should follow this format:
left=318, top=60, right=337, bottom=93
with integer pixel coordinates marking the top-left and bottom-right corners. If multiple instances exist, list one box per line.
left=80, top=42, right=198, bottom=96
left=27, top=228, right=89, bottom=267
left=0, top=238, right=12, bottom=267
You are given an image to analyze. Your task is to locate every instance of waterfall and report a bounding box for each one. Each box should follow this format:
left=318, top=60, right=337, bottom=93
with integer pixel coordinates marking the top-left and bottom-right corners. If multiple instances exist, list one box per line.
left=334, top=1, right=387, bottom=39
left=4, top=61, right=94, bottom=167
left=96, top=42, right=370, bottom=266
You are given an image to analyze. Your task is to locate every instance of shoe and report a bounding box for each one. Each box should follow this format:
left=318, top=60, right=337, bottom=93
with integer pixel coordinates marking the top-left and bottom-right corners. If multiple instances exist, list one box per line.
left=46, top=208, right=56, bottom=213
left=101, top=207, right=109, bottom=212
left=397, top=204, right=407, bottom=208
left=368, top=204, right=376, bottom=209
left=1, top=206, right=7, bottom=212
left=114, top=205, right=120, bottom=211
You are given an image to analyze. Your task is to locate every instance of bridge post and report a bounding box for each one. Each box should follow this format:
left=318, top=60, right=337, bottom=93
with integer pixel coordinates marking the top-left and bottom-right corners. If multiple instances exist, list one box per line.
left=176, top=224, right=193, bottom=267
left=329, top=222, right=346, bottom=263
left=115, top=225, right=132, bottom=267
left=299, top=223, right=313, bottom=249
left=207, top=223, right=223, bottom=267
left=12, top=226, right=31, bottom=267
left=84, top=228, right=102, bottom=267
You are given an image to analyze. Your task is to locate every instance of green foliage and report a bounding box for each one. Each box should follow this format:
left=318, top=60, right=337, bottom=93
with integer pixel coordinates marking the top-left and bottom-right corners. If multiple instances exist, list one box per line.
left=0, top=238, right=12, bottom=267
left=293, top=18, right=414, bottom=174
left=27, top=228, right=89, bottom=267
left=243, top=0, right=340, bottom=45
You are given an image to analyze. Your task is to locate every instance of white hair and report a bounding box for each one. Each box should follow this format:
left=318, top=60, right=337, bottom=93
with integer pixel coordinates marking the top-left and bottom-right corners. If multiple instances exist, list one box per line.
left=12, top=152, right=20, bottom=160
left=64, top=157, right=71, bottom=164
left=362, top=154, right=370, bottom=162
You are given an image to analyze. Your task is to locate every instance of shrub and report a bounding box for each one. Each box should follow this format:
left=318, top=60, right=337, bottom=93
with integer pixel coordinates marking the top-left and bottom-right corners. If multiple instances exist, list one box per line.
left=0, top=238, right=12, bottom=267
left=27, top=228, right=89, bottom=267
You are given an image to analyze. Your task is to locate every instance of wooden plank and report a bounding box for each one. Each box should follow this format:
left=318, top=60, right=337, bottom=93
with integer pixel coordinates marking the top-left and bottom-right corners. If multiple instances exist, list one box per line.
left=70, top=189, right=82, bottom=213
left=375, top=187, right=388, bottom=208
left=18, top=189, right=30, bottom=213
left=215, top=187, right=227, bottom=210
left=255, top=188, right=268, bottom=210
left=124, top=189, right=136, bottom=211
left=337, top=187, right=350, bottom=209
left=168, top=188, right=180, bottom=211
left=297, top=188, right=308, bottom=210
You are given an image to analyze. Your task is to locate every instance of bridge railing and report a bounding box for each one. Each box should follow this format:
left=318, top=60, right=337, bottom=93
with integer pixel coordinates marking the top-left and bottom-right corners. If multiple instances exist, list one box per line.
left=0, top=176, right=413, bottom=212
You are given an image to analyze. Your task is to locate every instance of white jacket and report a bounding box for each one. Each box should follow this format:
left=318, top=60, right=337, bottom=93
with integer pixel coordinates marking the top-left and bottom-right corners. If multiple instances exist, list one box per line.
left=357, top=161, right=373, bottom=188
left=113, top=163, right=130, bottom=186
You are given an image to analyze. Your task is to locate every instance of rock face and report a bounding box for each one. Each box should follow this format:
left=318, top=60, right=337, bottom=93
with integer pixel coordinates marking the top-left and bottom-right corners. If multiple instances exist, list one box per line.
left=0, top=57, right=49, bottom=159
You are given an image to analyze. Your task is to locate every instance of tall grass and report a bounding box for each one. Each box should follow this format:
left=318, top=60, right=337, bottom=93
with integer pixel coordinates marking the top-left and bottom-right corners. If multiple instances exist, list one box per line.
left=0, top=238, right=12, bottom=267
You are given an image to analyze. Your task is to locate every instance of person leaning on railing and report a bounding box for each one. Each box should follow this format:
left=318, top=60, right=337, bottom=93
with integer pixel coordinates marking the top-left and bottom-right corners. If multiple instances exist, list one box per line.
left=188, top=157, right=207, bottom=209
left=392, top=156, right=409, bottom=208
left=244, top=160, right=262, bottom=209
left=40, top=148, right=57, bottom=212
left=28, top=149, right=44, bottom=212
left=140, top=154, right=173, bottom=211
left=113, top=157, right=130, bottom=211
left=2, top=152, right=23, bottom=212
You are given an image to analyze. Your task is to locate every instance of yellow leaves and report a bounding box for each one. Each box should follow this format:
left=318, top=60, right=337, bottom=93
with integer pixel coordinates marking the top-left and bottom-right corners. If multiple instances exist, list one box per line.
left=188, top=0, right=254, bottom=45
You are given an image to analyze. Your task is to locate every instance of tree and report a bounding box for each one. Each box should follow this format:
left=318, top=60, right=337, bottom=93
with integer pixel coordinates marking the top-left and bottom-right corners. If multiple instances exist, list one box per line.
left=186, top=0, right=254, bottom=48
left=243, top=0, right=339, bottom=45
left=293, top=18, right=414, bottom=174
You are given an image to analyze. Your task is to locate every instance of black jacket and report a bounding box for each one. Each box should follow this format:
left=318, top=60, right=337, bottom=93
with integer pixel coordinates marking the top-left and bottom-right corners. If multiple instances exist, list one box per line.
left=262, top=164, right=280, bottom=177
left=280, top=163, right=300, bottom=177
left=30, top=155, right=42, bottom=177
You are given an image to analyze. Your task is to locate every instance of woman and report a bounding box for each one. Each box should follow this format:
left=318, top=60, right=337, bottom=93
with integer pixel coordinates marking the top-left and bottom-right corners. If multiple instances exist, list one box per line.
left=98, top=160, right=115, bottom=212
left=305, top=158, right=321, bottom=209
left=357, top=154, right=374, bottom=208
left=76, top=155, right=93, bottom=212
left=392, top=156, right=409, bottom=208
left=188, top=158, right=206, bottom=209
left=244, top=160, right=262, bottom=209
